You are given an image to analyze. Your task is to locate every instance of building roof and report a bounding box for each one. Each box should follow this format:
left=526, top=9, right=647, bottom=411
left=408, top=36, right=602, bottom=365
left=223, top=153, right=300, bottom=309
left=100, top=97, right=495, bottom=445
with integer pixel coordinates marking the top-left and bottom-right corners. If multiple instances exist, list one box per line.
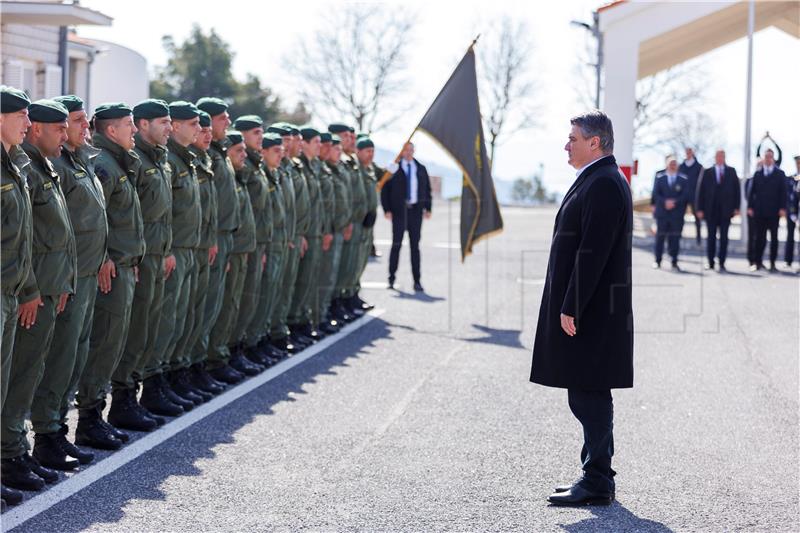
left=0, top=1, right=112, bottom=26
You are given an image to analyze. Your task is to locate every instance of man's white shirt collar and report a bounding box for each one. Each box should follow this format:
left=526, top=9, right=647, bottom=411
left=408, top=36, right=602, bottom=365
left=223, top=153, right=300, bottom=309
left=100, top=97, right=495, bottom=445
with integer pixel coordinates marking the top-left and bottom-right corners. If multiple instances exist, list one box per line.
left=576, top=156, right=606, bottom=177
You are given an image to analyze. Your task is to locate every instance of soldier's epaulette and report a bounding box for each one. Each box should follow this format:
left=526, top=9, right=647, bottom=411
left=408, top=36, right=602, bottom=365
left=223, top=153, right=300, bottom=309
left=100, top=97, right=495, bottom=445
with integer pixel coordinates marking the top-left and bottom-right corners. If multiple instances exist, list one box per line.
left=0, top=183, right=15, bottom=193
left=145, top=168, right=158, bottom=176
left=291, top=157, right=304, bottom=168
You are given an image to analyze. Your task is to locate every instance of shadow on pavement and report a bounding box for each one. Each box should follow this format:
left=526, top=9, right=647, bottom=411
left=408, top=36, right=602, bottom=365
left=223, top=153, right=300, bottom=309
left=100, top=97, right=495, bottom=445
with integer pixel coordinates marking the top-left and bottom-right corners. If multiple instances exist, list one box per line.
left=13, top=319, right=392, bottom=533
left=461, top=324, right=525, bottom=349
left=558, top=502, right=675, bottom=532
left=390, top=288, right=445, bottom=303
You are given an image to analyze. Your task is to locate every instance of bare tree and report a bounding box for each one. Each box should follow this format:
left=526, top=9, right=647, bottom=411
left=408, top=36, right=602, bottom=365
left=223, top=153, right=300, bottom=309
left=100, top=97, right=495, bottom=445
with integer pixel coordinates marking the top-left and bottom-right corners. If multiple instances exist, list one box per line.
left=478, top=16, right=540, bottom=170
left=282, top=6, right=414, bottom=132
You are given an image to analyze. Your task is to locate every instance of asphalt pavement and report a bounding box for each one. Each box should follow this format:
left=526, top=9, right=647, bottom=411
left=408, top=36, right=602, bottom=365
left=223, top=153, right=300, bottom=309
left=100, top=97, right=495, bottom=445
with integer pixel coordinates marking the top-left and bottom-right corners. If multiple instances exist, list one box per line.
left=4, top=201, right=798, bottom=532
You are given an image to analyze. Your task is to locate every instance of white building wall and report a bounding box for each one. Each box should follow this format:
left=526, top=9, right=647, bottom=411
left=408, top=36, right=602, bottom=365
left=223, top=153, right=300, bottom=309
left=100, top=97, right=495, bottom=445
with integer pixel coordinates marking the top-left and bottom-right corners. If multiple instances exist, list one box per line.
left=0, top=23, right=60, bottom=99
left=88, top=40, right=148, bottom=111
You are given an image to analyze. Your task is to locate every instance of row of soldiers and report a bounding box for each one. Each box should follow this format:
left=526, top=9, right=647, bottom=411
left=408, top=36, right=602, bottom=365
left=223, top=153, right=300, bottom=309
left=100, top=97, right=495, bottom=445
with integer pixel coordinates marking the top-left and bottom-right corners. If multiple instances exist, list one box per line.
left=0, top=85, right=382, bottom=507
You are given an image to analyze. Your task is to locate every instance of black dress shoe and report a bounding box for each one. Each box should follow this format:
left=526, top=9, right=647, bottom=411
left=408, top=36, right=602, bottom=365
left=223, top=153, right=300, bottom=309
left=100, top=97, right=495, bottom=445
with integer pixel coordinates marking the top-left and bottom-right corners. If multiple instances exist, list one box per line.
left=1, top=456, right=45, bottom=491
left=1, top=484, right=23, bottom=505
left=553, top=481, right=615, bottom=498
left=718, top=264, right=727, bottom=272
left=548, top=485, right=613, bottom=506
left=413, top=282, right=424, bottom=292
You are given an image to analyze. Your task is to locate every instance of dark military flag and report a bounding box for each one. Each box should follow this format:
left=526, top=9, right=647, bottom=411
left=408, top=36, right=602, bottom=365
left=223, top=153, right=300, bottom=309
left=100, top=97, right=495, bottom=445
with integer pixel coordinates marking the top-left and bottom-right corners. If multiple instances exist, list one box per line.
left=416, top=46, right=503, bottom=260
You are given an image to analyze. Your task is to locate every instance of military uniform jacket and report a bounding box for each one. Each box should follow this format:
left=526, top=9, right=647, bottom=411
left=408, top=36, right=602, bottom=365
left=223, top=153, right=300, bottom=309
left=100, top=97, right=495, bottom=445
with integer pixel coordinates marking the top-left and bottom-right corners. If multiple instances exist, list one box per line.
left=52, top=144, right=108, bottom=278
left=327, top=161, right=352, bottom=233
left=231, top=168, right=256, bottom=254
left=342, top=153, right=367, bottom=224
left=19, top=142, right=77, bottom=303
left=166, top=138, right=201, bottom=249
left=265, top=167, right=287, bottom=247
left=318, top=161, right=336, bottom=235
left=1, top=144, right=33, bottom=296
left=189, top=145, right=219, bottom=249
left=209, top=139, right=239, bottom=233
left=242, top=148, right=271, bottom=245
left=290, top=157, right=311, bottom=238
left=360, top=163, right=379, bottom=217
left=92, top=133, right=145, bottom=268
left=299, top=154, right=325, bottom=238
left=133, top=134, right=172, bottom=257
left=279, top=159, right=297, bottom=242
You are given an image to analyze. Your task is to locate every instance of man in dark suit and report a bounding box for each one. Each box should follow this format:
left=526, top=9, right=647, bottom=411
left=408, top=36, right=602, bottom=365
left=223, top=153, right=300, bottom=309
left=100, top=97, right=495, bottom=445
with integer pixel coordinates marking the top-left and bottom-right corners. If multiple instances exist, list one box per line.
left=530, top=111, right=633, bottom=507
left=381, top=142, right=432, bottom=292
left=783, top=155, right=799, bottom=268
left=652, top=156, right=691, bottom=270
left=747, top=148, right=787, bottom=272
left=695, top=150, right=740, bottom=272
left=679, top=147, right=703, bottom=246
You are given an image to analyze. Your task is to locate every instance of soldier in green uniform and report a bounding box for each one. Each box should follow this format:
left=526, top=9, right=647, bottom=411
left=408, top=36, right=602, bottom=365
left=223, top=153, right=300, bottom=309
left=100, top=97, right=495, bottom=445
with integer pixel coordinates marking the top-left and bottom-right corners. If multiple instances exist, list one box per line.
left=1, top=100, right=76, bottom=485
left=265, top=123, right=296, bottom=357
left=230, top=115, right=269, bottom=376
left=75, top=103, right=145, bottom=451
left=29, top=95, right=102, bottom=471
left=249, top=132, right=287, bottom=364
left=320, top=134, right=352, bottom=332
left=355, top=136, right=380, bottom=309
left=207, top=131, right=255, bottom=384
left=272, top=125, right=312, bottom=352
left=111, top=99, right=180, bottom=424
left=288, top=127, right=325, bottom=342
left=312, top=133, right=338, bottom=334
left=0, top=87, right=34, bottom=503
left=184, top=111, right=221, bottom=394
left=150, top=102, right=204, bottom=407
left=194, top=97, right=238, bottom=390
left=330, top=124, right=366, bottom=322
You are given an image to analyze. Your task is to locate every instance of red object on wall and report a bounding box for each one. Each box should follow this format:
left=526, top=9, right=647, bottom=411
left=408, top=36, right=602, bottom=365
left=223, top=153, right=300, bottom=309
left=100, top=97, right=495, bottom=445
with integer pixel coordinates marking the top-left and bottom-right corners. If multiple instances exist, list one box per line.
left=619, top=165, right=632, bottom=184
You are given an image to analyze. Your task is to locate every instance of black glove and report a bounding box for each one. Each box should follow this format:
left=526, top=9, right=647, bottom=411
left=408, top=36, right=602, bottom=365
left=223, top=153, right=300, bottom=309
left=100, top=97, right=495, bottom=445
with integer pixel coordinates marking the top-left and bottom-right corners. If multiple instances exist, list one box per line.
left=362, top=210, right=377, bottom=228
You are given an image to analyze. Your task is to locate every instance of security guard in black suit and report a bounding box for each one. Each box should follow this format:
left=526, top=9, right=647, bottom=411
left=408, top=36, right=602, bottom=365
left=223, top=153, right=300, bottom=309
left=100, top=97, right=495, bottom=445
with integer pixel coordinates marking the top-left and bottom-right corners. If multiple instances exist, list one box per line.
left=747, top=148, right=786, bottom=272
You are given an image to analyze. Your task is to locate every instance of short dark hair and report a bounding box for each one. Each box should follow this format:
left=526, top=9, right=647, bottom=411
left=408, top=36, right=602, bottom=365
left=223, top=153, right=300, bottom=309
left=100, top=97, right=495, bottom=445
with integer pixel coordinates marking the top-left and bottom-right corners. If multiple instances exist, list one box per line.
left=570, top=110, right=614, bottom=154
left=94, top=116, right=125, bottom=136
left=765, top=148, right=774, bottom=156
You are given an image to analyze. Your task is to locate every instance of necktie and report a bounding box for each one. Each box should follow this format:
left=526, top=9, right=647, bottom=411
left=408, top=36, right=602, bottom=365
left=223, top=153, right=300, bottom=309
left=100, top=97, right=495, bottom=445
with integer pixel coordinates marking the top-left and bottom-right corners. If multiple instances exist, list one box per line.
left=668, top=175, right=674, bottom=188
left=405, top=162, right=412, bottom=202
left=717, top=167, right=722, bottom=184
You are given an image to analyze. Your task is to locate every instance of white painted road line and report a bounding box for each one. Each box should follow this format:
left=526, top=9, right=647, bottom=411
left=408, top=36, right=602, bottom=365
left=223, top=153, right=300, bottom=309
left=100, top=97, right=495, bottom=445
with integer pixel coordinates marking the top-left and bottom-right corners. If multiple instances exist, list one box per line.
left=1, top=310, right=384, bottom=532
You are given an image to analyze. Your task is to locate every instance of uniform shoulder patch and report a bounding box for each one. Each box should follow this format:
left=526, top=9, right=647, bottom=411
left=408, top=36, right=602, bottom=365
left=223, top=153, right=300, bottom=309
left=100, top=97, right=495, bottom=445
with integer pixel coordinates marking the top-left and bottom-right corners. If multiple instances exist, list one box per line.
left=1, top=183, right=15, bottom=192
left=145, top=168, right=158, bottom=176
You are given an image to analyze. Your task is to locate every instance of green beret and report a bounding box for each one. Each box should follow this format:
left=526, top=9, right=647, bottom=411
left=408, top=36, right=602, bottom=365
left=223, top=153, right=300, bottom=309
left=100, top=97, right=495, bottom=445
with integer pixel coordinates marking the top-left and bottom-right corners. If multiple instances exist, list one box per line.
left=1, top=86, right=31, bottom=113
left=266, top=123, right=292, bottom=136
left=233, top=115, right=263, bottom=131
left=356, top=132, right=369, bottom=139
left=198, top=110, right=211, bottom=128
left=169, top=101, right=200, bottom=121
left=356, top=137, right=374, bottom=150
left=285, top=123, right=300, bottom=136
left=328, top=123, right=351, bottom=134
left=94, top=102, right=132, bottom=120
left=28, top=99, right=69, bottom=123
left=261, top=132, right=283, bottom=149
left=331, top=134, right=341, bottom=146
left=300, top=126, right=320, bottom=141
left=226, top=130, right=244, bottom=145
left=53, top=95, right=84, bottom=113
left=320, top=132, right=332, bottom=143
left=196, top=97, right=228, bottom=117
left=133, top=98, right=170, bottom=120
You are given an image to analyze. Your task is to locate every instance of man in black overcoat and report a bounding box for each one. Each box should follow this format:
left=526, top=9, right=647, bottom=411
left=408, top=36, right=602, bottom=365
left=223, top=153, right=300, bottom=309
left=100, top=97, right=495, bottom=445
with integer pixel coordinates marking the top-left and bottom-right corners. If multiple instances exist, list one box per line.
left=530, top=111, right=633, bottom=506
left=695, top=150, right=741, bottom=272
left=747, top=148, right=787, bottom=272
left=652, top=155, right=691, bottom=269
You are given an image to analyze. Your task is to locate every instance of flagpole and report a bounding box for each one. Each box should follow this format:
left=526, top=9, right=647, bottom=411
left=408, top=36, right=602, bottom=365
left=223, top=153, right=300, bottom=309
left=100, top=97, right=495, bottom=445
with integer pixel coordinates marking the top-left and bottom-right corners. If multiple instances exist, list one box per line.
left=448, top=196, right=453, bottom=332
left=377, top=35, right=482, bottom=191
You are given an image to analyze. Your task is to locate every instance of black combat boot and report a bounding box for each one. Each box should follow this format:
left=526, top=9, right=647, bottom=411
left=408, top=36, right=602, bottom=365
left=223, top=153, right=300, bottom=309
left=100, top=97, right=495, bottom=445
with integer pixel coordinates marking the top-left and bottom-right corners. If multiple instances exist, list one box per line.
left=208, top=363, right=244, bottom=384
left=270, top=336, right=296, bottom=354
left=57, top=424, right=94, bottom=465
left=32, top=433, right=79, bottom=471
left=108, top=388, right=158, bottom=432
left=189, top=363, right=225, bottom=395
left=140, top=375, right=184, bottom=417
left=21, top=453, right=58, bottom=483
left=0, top=456, right=45, bottom=491
left=177, top=368, right=214, bottom=402
left=75, top=405, right=123, bottom=450
left=244, top=344, right=271, bottom=368
left=1, top=484, right=23, bottom=506
left=229, top=352, right=262, bottom=376
left=355, top=292, right=374, bottom=311
left=168, top=370, right=206, bottom=405
left=159, top=373, right=195, bottom=411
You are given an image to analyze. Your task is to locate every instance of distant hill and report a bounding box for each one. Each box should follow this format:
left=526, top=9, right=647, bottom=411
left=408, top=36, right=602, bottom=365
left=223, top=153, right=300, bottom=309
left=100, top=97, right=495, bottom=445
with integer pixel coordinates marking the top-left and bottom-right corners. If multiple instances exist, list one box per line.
left=373, top=146, right=517, bottom=204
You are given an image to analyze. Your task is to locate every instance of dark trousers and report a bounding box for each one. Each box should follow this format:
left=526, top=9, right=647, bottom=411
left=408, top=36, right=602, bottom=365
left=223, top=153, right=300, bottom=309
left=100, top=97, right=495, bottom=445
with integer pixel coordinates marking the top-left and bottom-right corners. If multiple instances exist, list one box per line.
left=654, top=217, right=682, bottom=264
left=389, top=203, right=423, bottom=283
left=689, top=202, right=701, bottom=244
left=754, top=216, right=779, bottom=266
left=567, top=389, right=615, bottom=494
left=785, top=216, right=796, bottom=265
left=705, top=217, right=731, bottom=266
left=746, top=215, right=758, bottom=265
